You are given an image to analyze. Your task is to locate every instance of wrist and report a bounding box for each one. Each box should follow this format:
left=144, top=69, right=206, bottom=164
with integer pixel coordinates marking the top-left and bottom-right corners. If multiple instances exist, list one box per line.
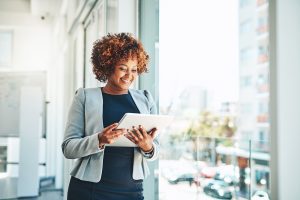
left=141, top=145, right=154, bottom=153
left=98, top=135, right=105, bottom=149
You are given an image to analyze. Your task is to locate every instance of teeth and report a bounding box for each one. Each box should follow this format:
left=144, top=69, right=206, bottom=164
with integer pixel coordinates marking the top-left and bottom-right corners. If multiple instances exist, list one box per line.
left=121, top=79, right=130, bottom=83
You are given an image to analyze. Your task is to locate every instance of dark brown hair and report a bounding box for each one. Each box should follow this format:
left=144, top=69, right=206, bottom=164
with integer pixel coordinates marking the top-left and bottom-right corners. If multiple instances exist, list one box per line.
left=91, top=33, right=149, bottom=82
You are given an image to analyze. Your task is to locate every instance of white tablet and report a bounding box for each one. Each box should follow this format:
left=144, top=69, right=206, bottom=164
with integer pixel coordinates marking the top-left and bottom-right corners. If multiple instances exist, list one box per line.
left=106, top=113, right=173, bottom=147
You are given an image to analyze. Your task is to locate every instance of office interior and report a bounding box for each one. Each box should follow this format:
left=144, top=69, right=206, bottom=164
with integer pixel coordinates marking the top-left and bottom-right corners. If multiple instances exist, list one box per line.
left=0, top=0, right=299, bottom=200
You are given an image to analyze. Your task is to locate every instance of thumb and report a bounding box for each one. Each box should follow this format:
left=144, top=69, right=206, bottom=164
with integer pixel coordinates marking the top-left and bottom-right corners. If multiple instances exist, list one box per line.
left=104, top=123, right=118, bottom=132
left=149, top=128, right=157, bottom=139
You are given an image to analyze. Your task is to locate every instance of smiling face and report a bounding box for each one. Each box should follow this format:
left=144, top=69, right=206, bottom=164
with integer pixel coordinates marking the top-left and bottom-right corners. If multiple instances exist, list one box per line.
left=104, top=58, right=138, bottom=94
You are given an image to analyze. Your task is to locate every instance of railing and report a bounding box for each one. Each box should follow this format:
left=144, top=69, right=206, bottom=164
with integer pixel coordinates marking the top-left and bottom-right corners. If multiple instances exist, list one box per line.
left=159, top=136, right=270, bottom=200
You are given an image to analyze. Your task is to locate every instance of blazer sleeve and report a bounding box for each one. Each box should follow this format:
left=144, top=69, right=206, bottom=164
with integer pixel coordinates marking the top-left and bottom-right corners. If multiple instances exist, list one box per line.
left=61, top=88, right=102, bottom=159
left=141, top=90, right=159, bottom=161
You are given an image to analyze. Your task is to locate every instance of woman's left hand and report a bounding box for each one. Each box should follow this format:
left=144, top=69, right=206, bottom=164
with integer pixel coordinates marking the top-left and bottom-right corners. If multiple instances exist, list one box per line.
left=125, top=125, right=157, bottom=152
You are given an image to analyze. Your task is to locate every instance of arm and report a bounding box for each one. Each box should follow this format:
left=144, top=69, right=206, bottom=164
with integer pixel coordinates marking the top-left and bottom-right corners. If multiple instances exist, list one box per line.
left=61, top=88, right=103, bottom=159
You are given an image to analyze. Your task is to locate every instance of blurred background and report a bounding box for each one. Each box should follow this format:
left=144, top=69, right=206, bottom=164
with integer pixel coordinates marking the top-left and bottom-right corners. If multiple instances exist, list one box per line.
left=0, top=0, right=299, bottom=200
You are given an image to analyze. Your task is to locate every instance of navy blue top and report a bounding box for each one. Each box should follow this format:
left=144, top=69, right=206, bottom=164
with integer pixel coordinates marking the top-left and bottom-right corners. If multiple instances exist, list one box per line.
left=102, top=92, right=140, bottom=127
left=101, top=92, right=141, bottom=184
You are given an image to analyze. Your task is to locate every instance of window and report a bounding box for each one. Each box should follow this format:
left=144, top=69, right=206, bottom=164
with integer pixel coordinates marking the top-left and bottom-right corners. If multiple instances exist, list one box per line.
left=0, top=31, right=13, bottom=67
left=241, top=76, right=252, bottom=87
left=255, top=168, right=269, bottom=190
left=106, top=0, right=118, bottom=33
left=240, top=0, right=252, bottom=8
left=160, top=1, right=243, bottom=199
left=257, top=101, right=269, bottom=123
left=241, top=103, right=253, bottom=114
left=0, top=146, right=7, bottom=173
left=258, top=101, right=268, bottom=114
left=240, top=47, right=254, bottom=64
left=257, top=0, right=268, bottom=7
left=257, top=10, right=268, bottom=35
left=160, top=0, right=271, bottom=198
left=257, top=73, right=269, bottom=93
left=257, top=39, right=269, bottom=64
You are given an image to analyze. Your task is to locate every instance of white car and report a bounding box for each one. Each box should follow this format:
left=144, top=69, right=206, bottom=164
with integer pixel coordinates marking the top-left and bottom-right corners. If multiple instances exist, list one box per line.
left=252, top=191, right=270, bottom=200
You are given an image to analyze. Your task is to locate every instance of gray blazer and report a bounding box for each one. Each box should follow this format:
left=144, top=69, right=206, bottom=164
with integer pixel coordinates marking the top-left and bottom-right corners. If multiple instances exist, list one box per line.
left=62, top=87, right=159, bottom=183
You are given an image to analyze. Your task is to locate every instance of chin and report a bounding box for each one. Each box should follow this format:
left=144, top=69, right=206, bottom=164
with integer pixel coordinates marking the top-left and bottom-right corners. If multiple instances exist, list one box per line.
left=119, top=82, right=132, bottom=88
left=117, top=84, right=130, bottom=90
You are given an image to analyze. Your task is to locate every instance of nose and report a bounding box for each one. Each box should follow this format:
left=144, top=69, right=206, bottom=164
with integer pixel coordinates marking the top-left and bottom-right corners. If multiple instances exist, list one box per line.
left=125, top=69, right=133, bottom=76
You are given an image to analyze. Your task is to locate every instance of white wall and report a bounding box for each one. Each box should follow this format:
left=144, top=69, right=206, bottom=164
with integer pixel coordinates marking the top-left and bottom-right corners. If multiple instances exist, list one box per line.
left=13, top=27, right=52, bottom=70
left=0, top=10, right=55, bottom=179
left=0, top=13, right=52, bottom=70
left=270, top=0, right=300, bottom=199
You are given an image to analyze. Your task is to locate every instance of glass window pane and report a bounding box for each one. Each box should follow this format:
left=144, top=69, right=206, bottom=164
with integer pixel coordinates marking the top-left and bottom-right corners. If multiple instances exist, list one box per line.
left=106, top=0, right=118, bottom=33
left=160, top=0, right=270, bottom=199
left=0, top=31, right=13, bottom=67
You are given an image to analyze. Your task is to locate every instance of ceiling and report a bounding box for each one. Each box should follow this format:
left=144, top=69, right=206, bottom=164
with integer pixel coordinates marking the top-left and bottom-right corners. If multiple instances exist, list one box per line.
left=0, top=0, right=61, bottom=17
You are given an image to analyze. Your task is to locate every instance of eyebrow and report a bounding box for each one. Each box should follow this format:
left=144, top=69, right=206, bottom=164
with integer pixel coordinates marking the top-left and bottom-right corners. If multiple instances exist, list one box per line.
left=118, top=64, right=137, bottom=68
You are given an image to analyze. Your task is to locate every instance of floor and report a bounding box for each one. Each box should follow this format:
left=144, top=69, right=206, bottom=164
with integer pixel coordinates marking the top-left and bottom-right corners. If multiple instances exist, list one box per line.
left=10, top=191, right=63, bottom=200
left=0, top=177, right=63, bottom=200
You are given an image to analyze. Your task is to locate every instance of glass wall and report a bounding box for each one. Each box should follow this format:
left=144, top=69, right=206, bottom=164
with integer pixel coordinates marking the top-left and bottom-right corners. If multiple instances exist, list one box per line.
left=159, top=0, right=270, bottom=199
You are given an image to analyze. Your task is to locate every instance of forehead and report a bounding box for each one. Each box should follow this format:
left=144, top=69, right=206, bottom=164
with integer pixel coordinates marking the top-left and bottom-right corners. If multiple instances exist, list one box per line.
left=116, top=58, right=138, bottom=67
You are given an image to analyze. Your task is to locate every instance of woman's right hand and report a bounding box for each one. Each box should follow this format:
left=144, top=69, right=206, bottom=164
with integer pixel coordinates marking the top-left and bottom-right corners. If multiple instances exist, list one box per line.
left=98, top=123, right=126, bottom=148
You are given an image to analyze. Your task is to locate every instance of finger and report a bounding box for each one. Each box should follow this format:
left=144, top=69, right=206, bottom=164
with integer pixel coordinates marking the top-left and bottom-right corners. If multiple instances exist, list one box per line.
left=107, top=139, right=115, bottom=144
left=112, top=132, right=124, bottom=139
left=125, top=135, right=137, bottom=144
left=113, top=129, right=126, bottom=136
left=139, top=125, right=148, bottom=138
left=128, top=130, right=139, bottom=141
left=149, top=128, right=158, bottom=139
left=124, top=133, right=133, bottom=139
left=133, top=126, right=143, bottom=140
left=109, top=130, right=123, bottom=139
left=104, top=123, right=118, bottom=133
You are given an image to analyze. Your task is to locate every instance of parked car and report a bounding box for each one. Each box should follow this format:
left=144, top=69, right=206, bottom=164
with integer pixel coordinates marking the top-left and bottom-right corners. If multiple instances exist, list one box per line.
left=203, top=181, right=232, bottom=199
left=214, top=172, right=237, bottom=185
left=201, top=166, right=217, bottom=178
left=213, top=165, right=239, bottom=185
left=167, top=173, right=195, bottom=184
left=252, top=191, right=270, bottom=200
left=161, top=159, right=197, bottom=185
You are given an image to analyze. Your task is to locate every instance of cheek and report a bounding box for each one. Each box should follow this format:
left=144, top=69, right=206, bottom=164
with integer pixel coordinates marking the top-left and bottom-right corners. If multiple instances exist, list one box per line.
left=132, top=74, right=138, bottom=80
left=114, top=71, right=124, bottom=79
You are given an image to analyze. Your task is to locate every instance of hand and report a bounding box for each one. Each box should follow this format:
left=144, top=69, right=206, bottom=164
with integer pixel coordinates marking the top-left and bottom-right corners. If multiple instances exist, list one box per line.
left=125, top=125, right=157, bottom=152
left=98, top=123, right=126, bottom=147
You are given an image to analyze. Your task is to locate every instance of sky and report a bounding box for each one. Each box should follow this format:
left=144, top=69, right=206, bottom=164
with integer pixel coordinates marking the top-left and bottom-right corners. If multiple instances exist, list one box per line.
left=159, top=0, right=239, bottom=109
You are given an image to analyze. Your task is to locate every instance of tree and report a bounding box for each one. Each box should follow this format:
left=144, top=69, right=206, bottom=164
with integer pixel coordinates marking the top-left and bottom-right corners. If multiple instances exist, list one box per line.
left=185, top=111, right=237, bottom=162
left=187, top=111, right=237, bottom=138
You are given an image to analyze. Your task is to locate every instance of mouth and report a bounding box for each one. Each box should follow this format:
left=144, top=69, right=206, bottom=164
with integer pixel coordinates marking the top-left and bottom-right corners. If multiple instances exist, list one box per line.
left=121, top=78, right=131, bottom=84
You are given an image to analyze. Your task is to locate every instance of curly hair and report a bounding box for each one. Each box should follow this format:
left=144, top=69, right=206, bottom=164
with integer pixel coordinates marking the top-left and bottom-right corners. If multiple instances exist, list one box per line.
left=91, top=33, right=149, bottom=82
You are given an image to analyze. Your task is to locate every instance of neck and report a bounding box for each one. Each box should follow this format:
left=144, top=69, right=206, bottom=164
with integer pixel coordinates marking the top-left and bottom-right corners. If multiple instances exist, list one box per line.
left=102, top=83, right=128, bottom=95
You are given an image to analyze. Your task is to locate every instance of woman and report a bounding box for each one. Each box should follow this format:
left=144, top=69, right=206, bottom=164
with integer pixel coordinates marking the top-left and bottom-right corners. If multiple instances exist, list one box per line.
left=62, top=33, right=159, bottom=200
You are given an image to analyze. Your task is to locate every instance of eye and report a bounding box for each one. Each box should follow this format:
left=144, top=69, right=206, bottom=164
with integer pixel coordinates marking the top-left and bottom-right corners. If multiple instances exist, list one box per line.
left=132, top=69, right=138, bottom=73
left=120, top=67, right=127, bottom=71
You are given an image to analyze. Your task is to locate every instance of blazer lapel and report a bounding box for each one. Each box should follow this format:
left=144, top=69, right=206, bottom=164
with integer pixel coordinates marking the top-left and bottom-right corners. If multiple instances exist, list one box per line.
left=129, top=89, right=148, bottom=114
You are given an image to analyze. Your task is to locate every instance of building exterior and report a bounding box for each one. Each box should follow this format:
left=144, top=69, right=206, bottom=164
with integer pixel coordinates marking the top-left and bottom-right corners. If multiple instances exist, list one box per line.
left=238, top=0, right=270, bottom=195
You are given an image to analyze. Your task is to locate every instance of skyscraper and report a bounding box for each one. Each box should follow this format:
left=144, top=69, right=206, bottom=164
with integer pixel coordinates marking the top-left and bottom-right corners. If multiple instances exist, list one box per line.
left=238, top=0, right=270, bottom=194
